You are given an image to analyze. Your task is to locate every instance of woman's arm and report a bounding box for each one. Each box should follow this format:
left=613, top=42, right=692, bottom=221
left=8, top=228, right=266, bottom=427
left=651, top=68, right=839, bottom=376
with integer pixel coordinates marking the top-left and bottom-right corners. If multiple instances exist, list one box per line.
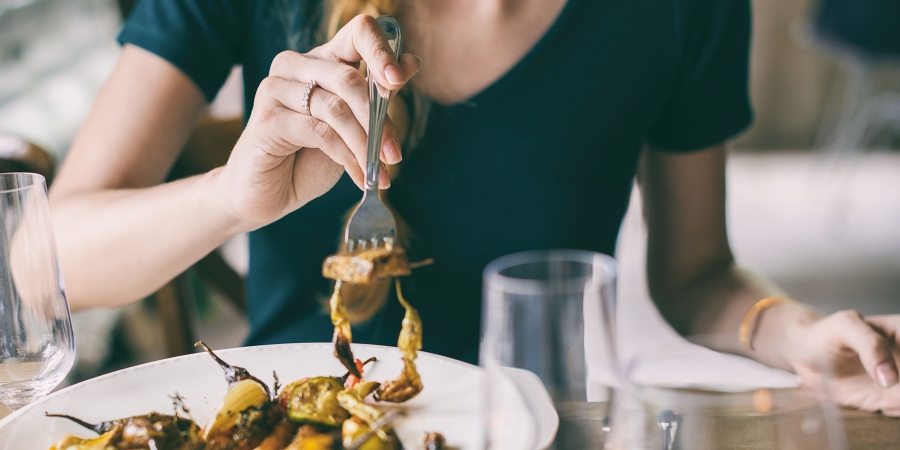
left=639, top=145, right=803, bottom=369
left=53, top=16, right=421, bottom=312
left=641, top=145, right=900, bottom=415
left=50, top=45, right=242, bottom=310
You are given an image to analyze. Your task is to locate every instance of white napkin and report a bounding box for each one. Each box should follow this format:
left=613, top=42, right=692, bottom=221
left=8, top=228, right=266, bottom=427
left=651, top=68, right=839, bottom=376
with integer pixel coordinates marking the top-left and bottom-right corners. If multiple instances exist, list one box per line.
left=584, top=185, right=800, bottom=395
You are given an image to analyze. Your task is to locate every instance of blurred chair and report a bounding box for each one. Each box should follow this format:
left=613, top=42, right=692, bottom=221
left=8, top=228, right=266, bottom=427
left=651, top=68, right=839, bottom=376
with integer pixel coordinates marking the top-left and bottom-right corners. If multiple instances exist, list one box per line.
left=158, top=115, right=246, bottom=357
left=2, top=118, right=245, bottom=359
left=812, top=0, right=900, bottom=152
left=109, top=0, right=246, bottom=357
left=0, top=135, right=55, bottom=183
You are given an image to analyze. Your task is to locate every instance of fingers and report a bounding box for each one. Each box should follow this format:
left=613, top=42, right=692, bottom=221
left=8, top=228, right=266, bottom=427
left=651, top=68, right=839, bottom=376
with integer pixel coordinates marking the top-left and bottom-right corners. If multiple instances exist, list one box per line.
left=834, top=310, right=899, bottom=389
left=271, top=54, right=369, bottom=131
left=256, top=104, right=365, bottom=188
left=830, top=374, right=900, bottom=417
left=313, top=15, right=407, bottom=89
left=253, top=76, right=391, bottom=189
left=865, top=315, right=900, bottom=344
left=398, top=53, right=423, bottom=83
left=377, top=54, right=421, bottom=165
left=268, top=56, right=408, bottom=165
left=270, top=58, right=401, bottom=164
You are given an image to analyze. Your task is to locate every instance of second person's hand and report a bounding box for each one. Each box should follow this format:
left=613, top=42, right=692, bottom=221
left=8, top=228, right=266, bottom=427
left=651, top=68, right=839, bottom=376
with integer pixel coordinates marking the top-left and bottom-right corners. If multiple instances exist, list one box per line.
left=216, top=14, right=421, bottom=231
left=791, top=311, right=900, bottom=416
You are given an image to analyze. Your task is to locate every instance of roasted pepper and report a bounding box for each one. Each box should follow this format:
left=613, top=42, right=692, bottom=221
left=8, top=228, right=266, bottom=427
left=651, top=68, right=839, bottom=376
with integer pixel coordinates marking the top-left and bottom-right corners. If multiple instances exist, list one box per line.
left=375, top=279, right=424, bottom=403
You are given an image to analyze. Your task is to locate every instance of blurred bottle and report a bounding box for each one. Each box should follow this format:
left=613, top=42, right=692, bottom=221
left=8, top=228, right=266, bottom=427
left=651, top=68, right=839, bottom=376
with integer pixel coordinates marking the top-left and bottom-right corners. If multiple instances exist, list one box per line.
left=0, top=134, right=55, bottom=184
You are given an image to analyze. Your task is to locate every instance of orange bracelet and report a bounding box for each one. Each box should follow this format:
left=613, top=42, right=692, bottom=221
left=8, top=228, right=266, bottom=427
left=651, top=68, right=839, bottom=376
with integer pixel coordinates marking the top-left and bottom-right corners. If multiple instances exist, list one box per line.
left=739, top=296, right=794, bottom=350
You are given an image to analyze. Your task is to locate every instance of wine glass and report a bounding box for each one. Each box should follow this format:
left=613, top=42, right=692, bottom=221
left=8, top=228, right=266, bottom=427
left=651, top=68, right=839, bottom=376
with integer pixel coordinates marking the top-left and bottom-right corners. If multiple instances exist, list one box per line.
left=0, top=173, right=75, bottom=411
left=480, top=250, right=618, bottom=449
left=606, top=349, right=848, bottom=450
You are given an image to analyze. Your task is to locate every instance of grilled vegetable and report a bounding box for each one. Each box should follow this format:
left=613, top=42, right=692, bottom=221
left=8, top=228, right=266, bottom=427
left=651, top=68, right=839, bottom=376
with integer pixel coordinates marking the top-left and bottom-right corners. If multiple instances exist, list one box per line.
left=251, top=418, right=297, bottom=450
left=278, top=378, right=309, bottom=409
left=337, top=381, right=383, bottom=428
left=197, top=341, right=271, bottom=398
left=49, top=427, right=120, bottom=450
left=283, top=377, right=350, bottom=427
left=284, top=425, right=339, bottom=450
left=342, top=418, right=400, bottom=450
left=375, top=280, right=423, bottom=403
left=202, top=379, right=271, bottom=440
left=205, top=402, right=284, bottom=450
left=45, top=412, right=201, bottom=449
left=424, top=432, right=447, bottom=450
left=329, top=281, right=360, bottom=378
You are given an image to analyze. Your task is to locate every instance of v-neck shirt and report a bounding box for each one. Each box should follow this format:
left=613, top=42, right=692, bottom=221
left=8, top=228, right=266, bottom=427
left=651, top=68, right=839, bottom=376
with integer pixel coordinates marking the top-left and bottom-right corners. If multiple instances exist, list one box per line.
left=119, top=0, right=753, bottom=363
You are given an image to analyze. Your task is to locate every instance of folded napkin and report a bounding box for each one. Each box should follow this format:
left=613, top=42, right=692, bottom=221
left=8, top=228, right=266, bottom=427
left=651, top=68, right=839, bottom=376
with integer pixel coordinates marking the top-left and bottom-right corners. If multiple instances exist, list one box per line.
left=584, top=187, right=801, bottom=396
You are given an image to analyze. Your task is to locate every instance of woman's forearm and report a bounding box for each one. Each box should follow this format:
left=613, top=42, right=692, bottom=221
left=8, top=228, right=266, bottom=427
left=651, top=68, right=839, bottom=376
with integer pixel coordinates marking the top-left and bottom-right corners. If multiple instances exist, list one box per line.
left=655, top=263, right=821, bottom=372
left=51, top=167, right=245, bottom=311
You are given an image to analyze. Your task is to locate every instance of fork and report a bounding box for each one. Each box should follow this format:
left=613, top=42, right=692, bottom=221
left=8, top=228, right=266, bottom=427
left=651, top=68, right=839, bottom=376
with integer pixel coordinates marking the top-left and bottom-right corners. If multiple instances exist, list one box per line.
left=343, top=16, right=403, bottom=252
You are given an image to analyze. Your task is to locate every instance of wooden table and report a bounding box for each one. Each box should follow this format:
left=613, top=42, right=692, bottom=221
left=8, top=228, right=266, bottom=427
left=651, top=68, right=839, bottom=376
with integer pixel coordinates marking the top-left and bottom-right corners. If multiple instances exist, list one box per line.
left=555, top=403, right=900, bottom=449
left=2, top=398, right=896, bottom=448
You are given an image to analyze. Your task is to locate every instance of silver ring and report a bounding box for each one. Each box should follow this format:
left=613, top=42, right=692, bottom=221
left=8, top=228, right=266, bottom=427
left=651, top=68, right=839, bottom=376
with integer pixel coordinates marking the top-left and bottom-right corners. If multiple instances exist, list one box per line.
left=301, top=80, right=317, bottom=115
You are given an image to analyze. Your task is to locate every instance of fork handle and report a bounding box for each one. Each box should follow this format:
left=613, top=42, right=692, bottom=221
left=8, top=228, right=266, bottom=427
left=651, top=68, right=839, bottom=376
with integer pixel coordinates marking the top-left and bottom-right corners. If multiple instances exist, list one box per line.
left=366, top=75, right=392, bottom=191
left=365, top=16, right=403, bottom=192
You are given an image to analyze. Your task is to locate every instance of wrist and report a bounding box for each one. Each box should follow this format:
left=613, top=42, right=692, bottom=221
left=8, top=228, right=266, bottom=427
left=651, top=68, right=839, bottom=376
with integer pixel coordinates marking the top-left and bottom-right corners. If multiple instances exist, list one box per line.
left=199, top=166, right=260, bottom=236
left=751, top=300, right=822, bottom=372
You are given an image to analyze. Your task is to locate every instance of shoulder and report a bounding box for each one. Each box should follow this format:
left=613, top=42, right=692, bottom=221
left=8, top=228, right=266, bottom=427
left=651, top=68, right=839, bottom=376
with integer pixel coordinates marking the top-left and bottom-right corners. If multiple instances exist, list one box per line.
left=675, top=0, right=751, bottom=34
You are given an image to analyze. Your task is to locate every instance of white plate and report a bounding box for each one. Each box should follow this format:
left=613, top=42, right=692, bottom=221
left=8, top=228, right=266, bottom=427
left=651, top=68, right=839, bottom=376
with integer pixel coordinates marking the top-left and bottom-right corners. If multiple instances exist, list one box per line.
left=0, top=343, right=536, bottom=450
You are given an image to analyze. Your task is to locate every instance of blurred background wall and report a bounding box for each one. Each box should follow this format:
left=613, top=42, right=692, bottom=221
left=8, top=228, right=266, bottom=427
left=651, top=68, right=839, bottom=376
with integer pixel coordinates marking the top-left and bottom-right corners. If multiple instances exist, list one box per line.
left=3, top=0, right=894, bottom=155
left=0, top=0, right=898, bottom=383
left=736, top=0, right=837, bottom=149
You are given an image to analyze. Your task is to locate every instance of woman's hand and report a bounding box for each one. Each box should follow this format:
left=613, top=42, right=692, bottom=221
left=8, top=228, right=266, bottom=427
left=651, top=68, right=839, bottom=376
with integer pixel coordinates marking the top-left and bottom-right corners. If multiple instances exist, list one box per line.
left=791, top=311, right=900, bottom=416
left=216, top=15, right=421, bottom=229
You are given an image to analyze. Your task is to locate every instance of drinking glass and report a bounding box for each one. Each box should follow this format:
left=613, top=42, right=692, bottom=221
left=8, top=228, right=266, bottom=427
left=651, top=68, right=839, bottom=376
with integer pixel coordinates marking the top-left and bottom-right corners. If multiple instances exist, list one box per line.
left=481, top=250, right=618, bottom=449
left=0, top=173, right=74, bottom=411
left=606, top=351, right=848, bottom=450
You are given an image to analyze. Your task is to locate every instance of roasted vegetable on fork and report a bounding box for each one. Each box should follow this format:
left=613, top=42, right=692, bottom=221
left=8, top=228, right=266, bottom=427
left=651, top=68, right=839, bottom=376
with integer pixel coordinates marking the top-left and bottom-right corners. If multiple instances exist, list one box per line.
left=323, top=245, right=426, bottom=403
left=322, top=247, right=411, bottom=286
left=329, top=280, right=362, bottom=378
left=374, top=280, right=423, bottom=403
left=323, top=246, right=425, bottom=379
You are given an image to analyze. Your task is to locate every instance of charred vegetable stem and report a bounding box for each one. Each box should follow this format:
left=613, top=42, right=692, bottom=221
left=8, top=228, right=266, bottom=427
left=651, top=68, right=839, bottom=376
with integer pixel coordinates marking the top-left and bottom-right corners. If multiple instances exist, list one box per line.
left=330, top=281, right=361, bottom=378
left=195, top=341, right=271, bottom=397
left=341, top=357, right=378, bottom=384
left=45, top=413, right=113, bottom=434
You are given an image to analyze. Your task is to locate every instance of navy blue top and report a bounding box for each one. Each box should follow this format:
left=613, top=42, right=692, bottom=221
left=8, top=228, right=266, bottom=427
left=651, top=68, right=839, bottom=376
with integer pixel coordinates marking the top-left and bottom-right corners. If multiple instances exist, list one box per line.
left=119, top=0, right=752, bottom=364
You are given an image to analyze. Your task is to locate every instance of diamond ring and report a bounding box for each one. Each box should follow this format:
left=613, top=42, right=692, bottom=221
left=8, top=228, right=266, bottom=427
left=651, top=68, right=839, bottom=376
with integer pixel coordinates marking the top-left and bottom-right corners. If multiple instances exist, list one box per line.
left=301, top=80, right=317, bottom=115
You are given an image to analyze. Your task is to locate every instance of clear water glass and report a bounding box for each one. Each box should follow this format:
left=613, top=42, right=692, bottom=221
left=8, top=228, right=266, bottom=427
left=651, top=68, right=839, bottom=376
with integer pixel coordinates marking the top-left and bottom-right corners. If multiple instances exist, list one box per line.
left=481, top=250, right=618, bottom=449
left=606, top=352, right=848, bottom=450
left=0, top=173, right=74, bottom=411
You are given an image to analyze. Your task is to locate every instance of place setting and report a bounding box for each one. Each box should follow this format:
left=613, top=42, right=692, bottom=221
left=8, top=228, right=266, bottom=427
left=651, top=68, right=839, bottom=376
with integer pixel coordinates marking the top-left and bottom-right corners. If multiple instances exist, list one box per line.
left=3, top=1, right=900, bottom=448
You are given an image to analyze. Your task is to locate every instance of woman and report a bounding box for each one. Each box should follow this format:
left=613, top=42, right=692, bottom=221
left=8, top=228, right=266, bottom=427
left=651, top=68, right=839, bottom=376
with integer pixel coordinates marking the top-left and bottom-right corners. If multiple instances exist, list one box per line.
left=50, top=0, right=900, bottom=415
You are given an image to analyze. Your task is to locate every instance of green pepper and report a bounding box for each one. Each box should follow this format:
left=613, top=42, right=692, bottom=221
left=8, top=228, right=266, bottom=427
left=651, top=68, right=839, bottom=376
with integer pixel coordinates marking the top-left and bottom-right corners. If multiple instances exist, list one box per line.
left=286, top=377, right=350, bottom=427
